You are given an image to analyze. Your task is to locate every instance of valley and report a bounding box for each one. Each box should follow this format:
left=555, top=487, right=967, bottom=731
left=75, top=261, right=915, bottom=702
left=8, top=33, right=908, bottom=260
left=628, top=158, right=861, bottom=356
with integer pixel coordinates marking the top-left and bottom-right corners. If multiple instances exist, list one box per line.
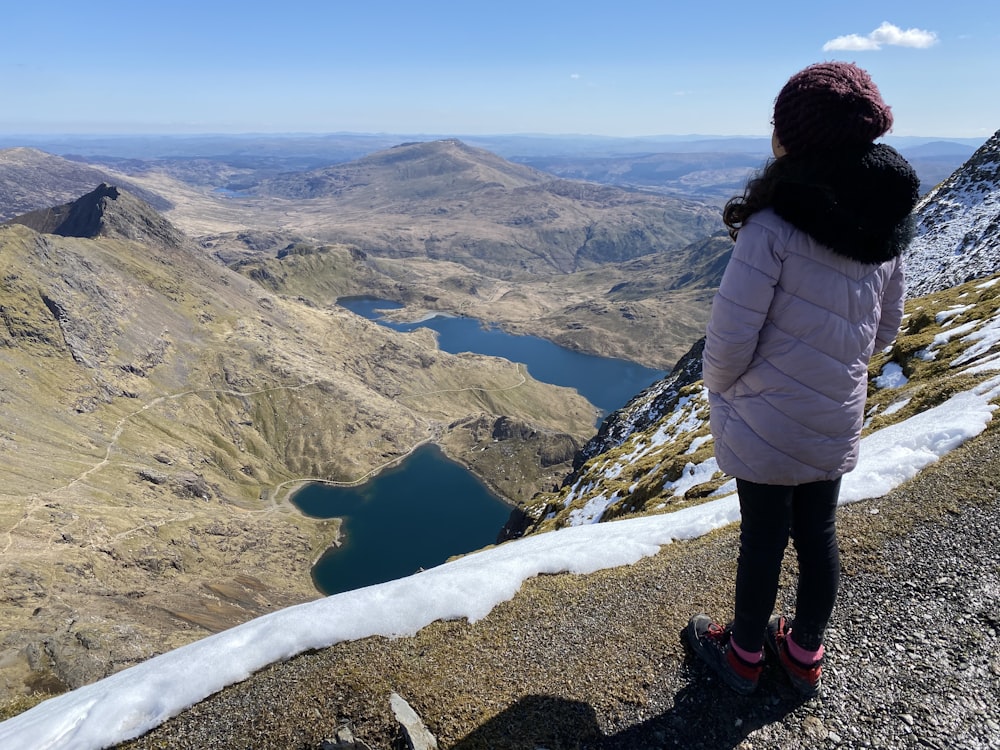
left=124, top=139, right=730, bottom=370
left=0, top=136, right=731, bottom=707
left=0, top=170, right=603, bottom=703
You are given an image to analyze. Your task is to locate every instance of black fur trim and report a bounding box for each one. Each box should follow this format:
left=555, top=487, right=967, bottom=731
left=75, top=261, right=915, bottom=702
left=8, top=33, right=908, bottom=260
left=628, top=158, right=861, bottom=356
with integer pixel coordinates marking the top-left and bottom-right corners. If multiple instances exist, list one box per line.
left=771, top=144, right=920, bottom=264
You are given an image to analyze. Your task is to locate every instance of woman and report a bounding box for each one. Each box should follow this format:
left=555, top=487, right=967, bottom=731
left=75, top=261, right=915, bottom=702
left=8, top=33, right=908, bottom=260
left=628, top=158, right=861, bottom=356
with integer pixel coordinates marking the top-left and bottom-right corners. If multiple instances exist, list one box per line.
left=685, top=62, right=920, bottom=696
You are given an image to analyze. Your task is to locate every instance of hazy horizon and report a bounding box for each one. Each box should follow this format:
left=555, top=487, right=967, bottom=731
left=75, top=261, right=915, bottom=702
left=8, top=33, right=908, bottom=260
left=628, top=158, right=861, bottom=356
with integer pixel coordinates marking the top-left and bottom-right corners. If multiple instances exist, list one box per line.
left=2, top=2, right=997, bottom=140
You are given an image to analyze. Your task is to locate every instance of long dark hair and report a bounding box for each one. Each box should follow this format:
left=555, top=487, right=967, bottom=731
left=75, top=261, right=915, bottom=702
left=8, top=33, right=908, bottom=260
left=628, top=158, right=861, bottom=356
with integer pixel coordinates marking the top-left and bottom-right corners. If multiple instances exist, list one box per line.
left=722, top=144, right=920, bottom=262
left=722, top=158, right=783, bottom=240
left=722, top=151, right=852, bottom=240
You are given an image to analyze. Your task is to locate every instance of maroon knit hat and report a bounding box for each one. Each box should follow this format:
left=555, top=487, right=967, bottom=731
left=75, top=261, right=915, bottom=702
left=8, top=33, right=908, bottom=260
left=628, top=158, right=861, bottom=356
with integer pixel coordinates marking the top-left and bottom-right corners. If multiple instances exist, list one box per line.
left=772, top=62, right=893, bottom=155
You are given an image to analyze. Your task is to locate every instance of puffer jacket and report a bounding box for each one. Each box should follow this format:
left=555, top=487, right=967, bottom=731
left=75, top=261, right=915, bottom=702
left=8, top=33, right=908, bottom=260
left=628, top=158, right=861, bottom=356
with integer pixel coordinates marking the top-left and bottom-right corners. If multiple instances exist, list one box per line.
left=703, top=144, right=919, bottom=485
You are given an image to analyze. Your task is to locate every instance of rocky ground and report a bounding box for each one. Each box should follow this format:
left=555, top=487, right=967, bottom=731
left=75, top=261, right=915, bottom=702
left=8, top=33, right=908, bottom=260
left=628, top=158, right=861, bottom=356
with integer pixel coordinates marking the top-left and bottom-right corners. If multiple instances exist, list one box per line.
left=115, top=420, right=1000, bottom=749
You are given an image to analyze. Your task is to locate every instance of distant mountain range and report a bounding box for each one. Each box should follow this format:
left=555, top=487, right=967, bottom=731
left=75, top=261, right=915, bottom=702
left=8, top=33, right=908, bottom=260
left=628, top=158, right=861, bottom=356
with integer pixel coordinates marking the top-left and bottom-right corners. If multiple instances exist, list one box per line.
left=0, top=132, right=980, bottom=209
left=515, top=140, right=977, bottom=202
left=0, top=131, right=984, bottom=158
left=1, top=140, right=724, bottom=277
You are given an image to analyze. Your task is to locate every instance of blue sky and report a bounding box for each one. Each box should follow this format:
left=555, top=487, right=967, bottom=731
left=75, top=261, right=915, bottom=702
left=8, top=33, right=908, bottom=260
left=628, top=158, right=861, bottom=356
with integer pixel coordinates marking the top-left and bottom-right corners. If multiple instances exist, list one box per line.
left=1, top=1, right=996, bottom=138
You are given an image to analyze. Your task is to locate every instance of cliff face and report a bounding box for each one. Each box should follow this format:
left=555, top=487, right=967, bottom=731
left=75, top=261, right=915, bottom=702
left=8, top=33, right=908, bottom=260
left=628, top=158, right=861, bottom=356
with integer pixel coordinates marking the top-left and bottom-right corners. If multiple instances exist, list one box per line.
left=905, top=128, right=1000, bottom=297
left=7, top=182, right=186, bottom=247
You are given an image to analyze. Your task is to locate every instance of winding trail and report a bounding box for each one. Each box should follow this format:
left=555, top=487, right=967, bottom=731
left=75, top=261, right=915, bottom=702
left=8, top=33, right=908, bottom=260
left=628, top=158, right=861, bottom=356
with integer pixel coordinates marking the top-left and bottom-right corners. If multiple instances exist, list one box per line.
left=2, top=363, right=529, bottom=553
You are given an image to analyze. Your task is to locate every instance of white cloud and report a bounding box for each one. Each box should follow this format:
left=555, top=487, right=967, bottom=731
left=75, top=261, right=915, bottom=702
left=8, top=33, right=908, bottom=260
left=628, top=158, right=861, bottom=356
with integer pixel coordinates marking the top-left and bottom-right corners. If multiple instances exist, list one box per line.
left=824, top=33, right=881, bottom=52
left=823, top=22, right=939, bottom=52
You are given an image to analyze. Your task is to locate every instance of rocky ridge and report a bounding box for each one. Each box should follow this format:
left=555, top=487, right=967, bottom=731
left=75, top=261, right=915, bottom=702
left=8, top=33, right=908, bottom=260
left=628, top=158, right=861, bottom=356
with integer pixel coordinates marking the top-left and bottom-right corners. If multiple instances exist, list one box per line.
left=904, top=127, right=1000, bottom=297
left=6, top=182, right=186, bottom=247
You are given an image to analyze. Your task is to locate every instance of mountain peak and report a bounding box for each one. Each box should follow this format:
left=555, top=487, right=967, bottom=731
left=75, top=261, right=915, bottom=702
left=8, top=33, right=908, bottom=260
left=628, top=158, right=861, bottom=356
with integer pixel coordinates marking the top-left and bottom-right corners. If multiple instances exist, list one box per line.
left=0, top=146, right=52, bottom=165
left=5, top=182, right=186, bottom=247
left=252, top=138, right=550, bottom=203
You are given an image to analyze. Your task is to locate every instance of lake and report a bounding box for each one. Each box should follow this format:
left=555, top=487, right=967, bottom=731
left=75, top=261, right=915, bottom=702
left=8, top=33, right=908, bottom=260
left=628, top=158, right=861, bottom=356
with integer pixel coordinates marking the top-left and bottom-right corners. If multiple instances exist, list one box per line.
left=292, top=296, right=667, bottom=595
left=294, top=443, right=512, bottom=595
left=338, top=296, right=666, bottom=418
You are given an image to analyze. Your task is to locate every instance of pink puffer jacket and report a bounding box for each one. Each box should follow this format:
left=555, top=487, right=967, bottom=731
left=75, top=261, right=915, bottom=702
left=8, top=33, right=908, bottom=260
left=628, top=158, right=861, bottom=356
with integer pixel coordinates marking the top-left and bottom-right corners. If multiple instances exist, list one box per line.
left=703, top=207, right=904, bottom=485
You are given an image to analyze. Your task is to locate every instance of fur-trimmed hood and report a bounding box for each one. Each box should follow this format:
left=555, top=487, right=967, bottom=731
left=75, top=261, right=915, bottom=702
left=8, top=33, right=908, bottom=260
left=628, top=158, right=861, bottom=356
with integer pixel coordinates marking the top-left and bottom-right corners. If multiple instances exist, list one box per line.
left=770, top=143, right=920, bottom=264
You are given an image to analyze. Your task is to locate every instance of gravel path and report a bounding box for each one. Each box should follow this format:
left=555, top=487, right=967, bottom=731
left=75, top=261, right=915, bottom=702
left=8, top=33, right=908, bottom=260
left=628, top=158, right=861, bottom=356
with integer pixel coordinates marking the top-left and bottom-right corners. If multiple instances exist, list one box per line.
left=118, top=422, right=1000, bottom=750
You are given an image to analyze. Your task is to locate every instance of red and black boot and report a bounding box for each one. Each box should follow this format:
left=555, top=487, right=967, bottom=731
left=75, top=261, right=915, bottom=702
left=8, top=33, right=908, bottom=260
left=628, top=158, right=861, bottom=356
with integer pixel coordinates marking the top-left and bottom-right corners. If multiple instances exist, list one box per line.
left=684, top=614, right=763, bottom=695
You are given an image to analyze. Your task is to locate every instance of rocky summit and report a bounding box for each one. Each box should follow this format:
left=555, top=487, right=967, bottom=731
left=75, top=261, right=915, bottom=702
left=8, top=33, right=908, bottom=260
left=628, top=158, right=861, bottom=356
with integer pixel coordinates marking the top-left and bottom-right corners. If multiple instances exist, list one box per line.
left=905, top=128, right=1000, bottom=297
left=7, top=182, right=186, bottom=246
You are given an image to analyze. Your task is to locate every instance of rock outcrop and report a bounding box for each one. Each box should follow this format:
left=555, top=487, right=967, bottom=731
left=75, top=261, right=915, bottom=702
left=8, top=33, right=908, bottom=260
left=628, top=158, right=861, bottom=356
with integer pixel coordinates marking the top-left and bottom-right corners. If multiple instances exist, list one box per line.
left=7, top=183, right=185, bottom=247
left=905, top=127, right=1000, bottom=297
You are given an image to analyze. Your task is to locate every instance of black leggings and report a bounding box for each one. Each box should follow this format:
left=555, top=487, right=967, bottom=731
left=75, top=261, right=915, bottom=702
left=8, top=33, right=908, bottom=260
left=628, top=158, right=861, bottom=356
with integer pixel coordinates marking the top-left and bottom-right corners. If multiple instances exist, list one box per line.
left=731, top=477, right=841, bottom=653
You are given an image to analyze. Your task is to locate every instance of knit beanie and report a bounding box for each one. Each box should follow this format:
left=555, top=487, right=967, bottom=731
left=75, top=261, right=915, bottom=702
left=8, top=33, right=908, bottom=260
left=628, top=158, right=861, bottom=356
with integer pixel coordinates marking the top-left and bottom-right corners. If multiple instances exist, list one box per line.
left=772, top=62, right=893, bottom=155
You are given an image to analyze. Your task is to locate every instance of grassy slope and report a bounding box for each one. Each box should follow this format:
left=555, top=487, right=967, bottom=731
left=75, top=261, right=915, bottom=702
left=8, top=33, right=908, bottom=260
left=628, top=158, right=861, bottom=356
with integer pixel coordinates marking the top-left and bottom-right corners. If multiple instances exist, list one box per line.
left=0, top=222, right=596, bottom=705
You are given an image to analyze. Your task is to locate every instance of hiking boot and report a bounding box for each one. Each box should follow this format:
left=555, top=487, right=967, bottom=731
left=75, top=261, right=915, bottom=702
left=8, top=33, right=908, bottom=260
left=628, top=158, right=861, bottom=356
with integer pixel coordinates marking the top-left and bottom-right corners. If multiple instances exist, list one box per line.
left=765, top=615, right=822, bottom=697
left=684, top=614, right=762, bottom=695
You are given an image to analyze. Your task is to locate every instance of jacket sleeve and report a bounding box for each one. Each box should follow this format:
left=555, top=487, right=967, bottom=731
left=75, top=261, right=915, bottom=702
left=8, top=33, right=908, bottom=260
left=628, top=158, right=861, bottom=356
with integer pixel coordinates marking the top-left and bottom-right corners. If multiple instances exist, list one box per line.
left=874, top=258, right=905, bottom=351
left=702, top=221, right=782, bottom=393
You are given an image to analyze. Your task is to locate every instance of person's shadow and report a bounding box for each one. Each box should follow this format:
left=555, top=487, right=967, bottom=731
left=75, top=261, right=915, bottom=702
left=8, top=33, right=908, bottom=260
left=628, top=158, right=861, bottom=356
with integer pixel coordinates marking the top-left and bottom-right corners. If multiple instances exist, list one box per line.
left=450, top=652, right=807, bottom=750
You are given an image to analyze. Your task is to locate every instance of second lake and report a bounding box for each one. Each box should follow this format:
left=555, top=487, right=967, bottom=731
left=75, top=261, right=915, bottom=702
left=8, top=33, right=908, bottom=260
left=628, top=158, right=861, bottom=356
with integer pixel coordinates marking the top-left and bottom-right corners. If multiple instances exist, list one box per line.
left=338, top=296, right=666, bottom=418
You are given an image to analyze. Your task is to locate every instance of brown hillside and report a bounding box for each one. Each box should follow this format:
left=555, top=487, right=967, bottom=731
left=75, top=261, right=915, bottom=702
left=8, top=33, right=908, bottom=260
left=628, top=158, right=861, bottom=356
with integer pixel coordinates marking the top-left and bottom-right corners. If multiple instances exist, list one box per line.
left=136, top=139, right=723, bottom=277
left=0, top=148, right=171, bottom=220
left=0, top=188, right=596, bottom=706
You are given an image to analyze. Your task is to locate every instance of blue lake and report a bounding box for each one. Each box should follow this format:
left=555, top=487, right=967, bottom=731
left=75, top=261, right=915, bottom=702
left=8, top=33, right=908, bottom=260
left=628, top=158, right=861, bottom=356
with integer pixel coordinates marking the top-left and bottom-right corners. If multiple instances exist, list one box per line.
left=292, top=296, right=668, bottom=595
left=338, top=296, right=666, bottom=418
left=295, top=443, right=512, bottom=596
